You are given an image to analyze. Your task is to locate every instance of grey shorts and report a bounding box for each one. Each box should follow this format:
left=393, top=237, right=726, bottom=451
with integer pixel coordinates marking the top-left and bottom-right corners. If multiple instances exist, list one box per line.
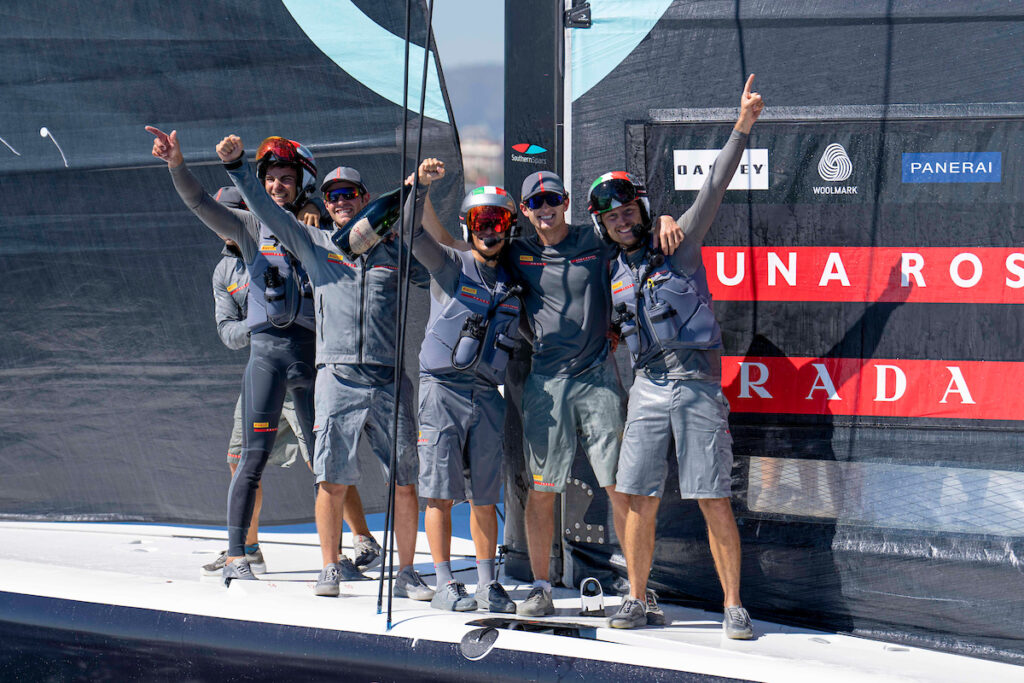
left=522, top=357, right=625, bottom=493
left=417, top=376, right=504, bottom=505
left=616, top=376, right=733, bottom=499
left=312, top=367, right=419, bottom=487
left=227, top=392, right=309, bottom=468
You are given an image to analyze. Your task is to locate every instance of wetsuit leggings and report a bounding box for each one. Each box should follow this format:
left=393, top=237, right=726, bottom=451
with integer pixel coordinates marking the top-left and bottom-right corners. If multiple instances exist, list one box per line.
left=227, top=326, right=316, bottom=557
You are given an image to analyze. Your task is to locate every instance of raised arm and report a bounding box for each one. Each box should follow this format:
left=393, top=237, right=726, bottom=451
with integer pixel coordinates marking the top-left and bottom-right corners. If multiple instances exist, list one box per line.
left=212, top=260, right=250, bottom=350
left=216, top=134, right=319, bottom=267
left=671, top=74, right=764, bottom=272
left=146, top=126, right=259, bottom=253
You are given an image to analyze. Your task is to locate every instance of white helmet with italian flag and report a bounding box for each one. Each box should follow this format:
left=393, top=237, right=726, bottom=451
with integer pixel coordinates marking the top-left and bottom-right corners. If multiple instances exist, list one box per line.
left=458, top=185, right=519, bottom=244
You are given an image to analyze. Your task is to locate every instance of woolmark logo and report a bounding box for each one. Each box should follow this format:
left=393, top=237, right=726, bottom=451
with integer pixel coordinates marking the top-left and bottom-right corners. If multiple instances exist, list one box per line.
left=817, top=143, right=853, bottom=182
left=673, top=148, right=769, bottom=191
left=511, top=143, right=547, bottom=164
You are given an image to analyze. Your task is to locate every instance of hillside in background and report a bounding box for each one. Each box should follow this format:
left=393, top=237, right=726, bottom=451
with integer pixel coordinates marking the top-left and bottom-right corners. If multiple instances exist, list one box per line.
left=444, top=63, right=503, bottom=141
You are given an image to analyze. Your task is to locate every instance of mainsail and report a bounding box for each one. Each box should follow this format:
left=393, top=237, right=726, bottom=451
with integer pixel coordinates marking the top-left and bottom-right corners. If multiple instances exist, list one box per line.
left=0, top=0, right=464, bottom=523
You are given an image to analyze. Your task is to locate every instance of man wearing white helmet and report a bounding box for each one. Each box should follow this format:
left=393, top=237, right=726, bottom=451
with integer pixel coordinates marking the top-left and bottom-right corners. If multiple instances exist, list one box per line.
left=402, top=160, right=523, bottom=613
left=589, top=75, right=764, bottom=636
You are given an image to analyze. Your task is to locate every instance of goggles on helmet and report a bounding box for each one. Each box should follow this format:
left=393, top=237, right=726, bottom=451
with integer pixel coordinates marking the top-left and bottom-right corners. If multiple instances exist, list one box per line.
left=256, top=136, right=302, bottom=166
left=588, top=177, right=639, bottom=214
left=467, top=205, right=513, bottom=234
left=324, top=186, right=363, bottom=203
left=524, top=192, right=566, bottom=211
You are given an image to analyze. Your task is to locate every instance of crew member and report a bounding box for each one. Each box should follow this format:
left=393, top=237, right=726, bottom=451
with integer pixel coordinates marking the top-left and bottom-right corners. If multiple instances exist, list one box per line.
left=406, top=165, right=522, bottom=613
left=505, top=172, right=683, bottom=617
left=216, top=135, right=434, bottom=600
left=148, top=128, right=323, bottom=585
left=589, top=75, right=764, bottom=636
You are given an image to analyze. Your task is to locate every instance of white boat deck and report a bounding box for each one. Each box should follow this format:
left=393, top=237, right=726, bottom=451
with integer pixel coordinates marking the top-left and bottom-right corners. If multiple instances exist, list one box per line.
left=0, top=519, right=1020, bottom=682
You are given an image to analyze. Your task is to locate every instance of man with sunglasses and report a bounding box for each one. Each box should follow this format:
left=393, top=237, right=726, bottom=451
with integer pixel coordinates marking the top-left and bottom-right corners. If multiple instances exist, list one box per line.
left=396, top=163, right=523, bottom=613
left=148, top=128, right=324, bottom=586
left=215, top=135, right=436, bottom=600
left=505, top=172, right=684, bottom=617
left=590, top=75, right=764, bottom=636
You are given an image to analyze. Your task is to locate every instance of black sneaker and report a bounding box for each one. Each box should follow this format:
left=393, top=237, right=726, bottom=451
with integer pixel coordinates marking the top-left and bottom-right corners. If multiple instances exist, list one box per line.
left=608, top=598, right=646, bottom=629
left=645, top=589, right=666, bottom=625
left=222, top=558, right=256, bottom=587
left=353, top=536, right=382, bottom=571
left=723, top=606, right=754, bottom=639
left=475, top=581, right=516, bottom=614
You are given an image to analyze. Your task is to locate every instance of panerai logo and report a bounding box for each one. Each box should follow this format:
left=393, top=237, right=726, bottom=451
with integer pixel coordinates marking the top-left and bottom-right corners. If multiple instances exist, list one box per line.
left=673, top=149, right=769, bottom=191
left=902, top=152, right=1002, bottom=183
left=511, top=142, right=548, bottom=164
left=813, top=143, right=858, bottom=195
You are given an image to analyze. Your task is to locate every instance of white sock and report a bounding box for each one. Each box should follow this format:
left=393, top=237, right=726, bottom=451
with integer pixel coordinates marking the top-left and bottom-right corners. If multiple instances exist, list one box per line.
left=532, top=579, right=551, bottom=593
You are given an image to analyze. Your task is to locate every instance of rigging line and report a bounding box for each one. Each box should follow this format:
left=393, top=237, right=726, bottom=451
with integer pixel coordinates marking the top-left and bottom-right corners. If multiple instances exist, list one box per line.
left=40, top=127, right=68, bottom=167
left=0, top=136, right=20, bottom=156
left=379, top=0, right=414, bottom=625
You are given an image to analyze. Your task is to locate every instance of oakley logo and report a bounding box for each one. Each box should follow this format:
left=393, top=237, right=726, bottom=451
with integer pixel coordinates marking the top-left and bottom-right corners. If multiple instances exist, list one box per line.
left=817, top=143, right=853, bottom=182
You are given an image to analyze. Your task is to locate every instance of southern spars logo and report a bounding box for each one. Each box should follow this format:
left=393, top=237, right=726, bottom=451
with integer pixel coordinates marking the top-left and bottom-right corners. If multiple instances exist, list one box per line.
left=511, top=143, right=547, bottom=164
left=902, top=152, right=1001, bottom=183
left=673, top=148, right=769, bottom=191
left=813, top=142, right=857, bottom=195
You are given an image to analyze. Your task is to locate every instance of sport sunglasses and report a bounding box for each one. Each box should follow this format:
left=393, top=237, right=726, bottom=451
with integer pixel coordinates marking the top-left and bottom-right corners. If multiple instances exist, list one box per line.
left=524, top=192, right=567, bottom=210
left=324, top=187, right=364, bottom=203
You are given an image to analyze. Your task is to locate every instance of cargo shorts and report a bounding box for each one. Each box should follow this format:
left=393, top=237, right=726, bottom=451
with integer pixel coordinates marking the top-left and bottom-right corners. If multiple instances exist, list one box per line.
left=521, top=357, right=625, bottom=493
left=615, top=376, right=734, bottom=499
left=312, top=367, right=418, bottom=487
left=417, top=375, right=505, bottom=505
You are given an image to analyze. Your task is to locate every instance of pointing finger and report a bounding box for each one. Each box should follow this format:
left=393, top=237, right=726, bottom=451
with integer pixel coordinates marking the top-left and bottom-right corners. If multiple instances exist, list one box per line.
left=743, top=73, right=755, bottom=98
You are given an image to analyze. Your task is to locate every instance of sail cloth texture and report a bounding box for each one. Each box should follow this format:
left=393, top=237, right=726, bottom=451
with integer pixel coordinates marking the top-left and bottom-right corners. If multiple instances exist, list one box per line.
left=0, top=0, right=464, bottom=523
left=551, top=0, right=1024, bottom=665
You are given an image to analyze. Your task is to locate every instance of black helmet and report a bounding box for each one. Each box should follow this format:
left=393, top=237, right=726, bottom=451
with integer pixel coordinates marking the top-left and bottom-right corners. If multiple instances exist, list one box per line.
left=587, top=171, right=652, bottom=243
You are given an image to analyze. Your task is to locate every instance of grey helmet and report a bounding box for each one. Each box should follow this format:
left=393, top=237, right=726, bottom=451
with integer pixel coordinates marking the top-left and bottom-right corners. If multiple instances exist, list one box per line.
left=458, top=185, right=519, bottom=244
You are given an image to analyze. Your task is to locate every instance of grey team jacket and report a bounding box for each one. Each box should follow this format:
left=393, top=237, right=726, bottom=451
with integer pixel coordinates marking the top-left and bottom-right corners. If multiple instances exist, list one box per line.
left=226, top=164, right=429, bottom=368
left=212, top=245, right=250, bottom=350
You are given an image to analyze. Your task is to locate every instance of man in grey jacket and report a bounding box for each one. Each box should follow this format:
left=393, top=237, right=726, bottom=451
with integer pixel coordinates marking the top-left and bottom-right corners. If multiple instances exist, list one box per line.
left=216, top=134, right=434, bottom=600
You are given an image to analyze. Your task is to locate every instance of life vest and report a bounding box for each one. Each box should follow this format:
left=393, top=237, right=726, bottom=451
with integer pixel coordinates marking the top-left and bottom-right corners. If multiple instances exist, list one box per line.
left=246, top=224, right=315, bottom=332
left=419, top=250, right=522, bottom=385
left=609, top=247, right=721, bottom=369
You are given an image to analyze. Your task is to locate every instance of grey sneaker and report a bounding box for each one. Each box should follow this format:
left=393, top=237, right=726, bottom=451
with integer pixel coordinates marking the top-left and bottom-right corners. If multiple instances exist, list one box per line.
left=608, top=597, right=647, bottom=629
left=393, top=567, right=434, bottom=601
left=475, top=581, right=516, bottom=614
left=203, top=548, right=266, bottom=576
left=315, top=564, right=341, bottom=597
left=723, top=606, right=754, bottom=639
left=645, top=589, right=666, bottom=626
left=353, top=535, right=382, bottom=571
left=430, top=581, right=478, bottom=612
left=222, top=558, right=256, bottom=587
left=516, top=586, right=555, bottom=617
left=337, top=555, right=369, bottom=581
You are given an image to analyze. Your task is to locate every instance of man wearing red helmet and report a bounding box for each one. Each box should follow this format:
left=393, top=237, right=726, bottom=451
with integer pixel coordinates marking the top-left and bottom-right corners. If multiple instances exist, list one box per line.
left=588, top=75, right=764, bottom=636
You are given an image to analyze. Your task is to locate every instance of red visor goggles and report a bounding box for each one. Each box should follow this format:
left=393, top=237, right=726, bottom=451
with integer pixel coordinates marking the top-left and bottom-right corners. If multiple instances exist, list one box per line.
left=256, top=136, right=300, bottom=164
left=466, top=206, right=513, bottom=233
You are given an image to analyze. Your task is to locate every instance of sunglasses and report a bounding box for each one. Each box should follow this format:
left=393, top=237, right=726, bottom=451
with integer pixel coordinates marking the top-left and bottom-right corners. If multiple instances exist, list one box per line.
left=524, top=192, right=566, bottom=210
left=325, top=187, right=364, bottom=203
left=467, top=206, right=513, bottom=233
left=588, top=178, right=638, bottom=213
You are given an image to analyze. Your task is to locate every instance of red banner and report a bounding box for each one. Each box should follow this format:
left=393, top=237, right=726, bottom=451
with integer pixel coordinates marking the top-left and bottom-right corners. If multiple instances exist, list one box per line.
left=704, top=247, right=1024, bottom=303
left=722, top=356, right=1024, bottom=420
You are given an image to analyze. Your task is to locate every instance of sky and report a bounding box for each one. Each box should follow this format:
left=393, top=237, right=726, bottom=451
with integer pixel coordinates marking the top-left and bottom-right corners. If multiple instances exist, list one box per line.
left=429, top=0, right=504, bottom=69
